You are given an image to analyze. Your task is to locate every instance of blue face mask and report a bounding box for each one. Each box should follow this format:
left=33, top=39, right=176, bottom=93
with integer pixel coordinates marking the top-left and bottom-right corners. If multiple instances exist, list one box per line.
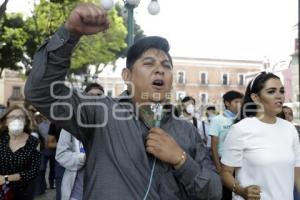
left=223, top=109, right=236, bottom=119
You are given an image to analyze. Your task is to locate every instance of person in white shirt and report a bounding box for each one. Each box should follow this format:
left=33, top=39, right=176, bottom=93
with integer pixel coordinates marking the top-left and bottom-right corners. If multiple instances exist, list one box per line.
left=277, top=105, right=300, bottom=200
left=221, top=72, right=300, bottom=200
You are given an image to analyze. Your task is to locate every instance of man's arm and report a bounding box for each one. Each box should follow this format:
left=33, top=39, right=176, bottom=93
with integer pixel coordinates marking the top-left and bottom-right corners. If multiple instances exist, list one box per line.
left=25, top=4, right=109, bottom=141
left=146, top=126, right=222, bottom=199
left=173, top=133, right=222, bottom=200
left=47, top=135, right=57, bottom=149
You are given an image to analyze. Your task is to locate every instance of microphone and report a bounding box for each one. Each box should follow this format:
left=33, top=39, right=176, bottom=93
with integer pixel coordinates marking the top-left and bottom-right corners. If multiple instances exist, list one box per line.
left=151, top=103, right=163, bottom=128
left=143, top=103, right=162, bottom=200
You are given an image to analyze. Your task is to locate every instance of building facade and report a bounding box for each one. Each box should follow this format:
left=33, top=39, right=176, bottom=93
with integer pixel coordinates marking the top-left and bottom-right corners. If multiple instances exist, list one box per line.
left=0, top=57, right=263, bottom=113
left=172, top=57, right=262, bottom=111
left=0, top=69, right=25, bottom=106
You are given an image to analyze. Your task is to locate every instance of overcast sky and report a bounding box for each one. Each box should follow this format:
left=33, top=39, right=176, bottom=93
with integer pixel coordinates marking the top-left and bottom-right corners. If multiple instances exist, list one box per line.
left=4, top=0, right=298, bottom=63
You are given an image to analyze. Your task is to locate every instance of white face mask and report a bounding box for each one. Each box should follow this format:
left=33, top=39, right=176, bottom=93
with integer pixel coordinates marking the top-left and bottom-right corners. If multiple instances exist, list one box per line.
left=8, top=119, right=25, bottom=136
left=185, top=104, right=195, bottom=115
left=208, top=114, right=215, bottom=122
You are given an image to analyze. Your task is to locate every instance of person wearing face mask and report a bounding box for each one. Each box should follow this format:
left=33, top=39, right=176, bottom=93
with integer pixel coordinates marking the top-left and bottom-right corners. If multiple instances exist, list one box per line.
left=209, top=90, right=243, bottom=200
left=198, top=106, right=217, bottom=150
left=181, top=96, right=196, bottom=117
left=180, top=96, right=205, bottom=139
left=0, top=105, right=41, bottom=200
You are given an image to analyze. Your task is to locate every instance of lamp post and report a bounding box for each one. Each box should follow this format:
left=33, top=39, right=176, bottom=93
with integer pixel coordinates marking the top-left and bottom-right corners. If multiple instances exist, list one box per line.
left=0, top=42, right=6, bottom=60
left=124, top=0, right=160, bottom=47
left=102, top=0, right=160, bottom=47
left=125, top=1, right=138, bottom=47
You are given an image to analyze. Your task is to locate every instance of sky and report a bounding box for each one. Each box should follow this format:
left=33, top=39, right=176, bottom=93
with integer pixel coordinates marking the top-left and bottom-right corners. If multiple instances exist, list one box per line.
left=3, top=0, right=298, bottom=64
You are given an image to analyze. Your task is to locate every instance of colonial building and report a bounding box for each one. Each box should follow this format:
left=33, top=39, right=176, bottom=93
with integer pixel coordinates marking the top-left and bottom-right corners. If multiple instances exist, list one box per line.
left=172, top=57, right=262, bottom=111
left=0, top=69, right=25, bottom=106
left=0, top=57, right=263, bottom=113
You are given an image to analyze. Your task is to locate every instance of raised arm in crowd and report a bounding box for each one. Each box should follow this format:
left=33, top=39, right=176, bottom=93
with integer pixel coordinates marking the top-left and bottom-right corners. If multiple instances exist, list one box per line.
left=25, top=3, right=222, bottom=200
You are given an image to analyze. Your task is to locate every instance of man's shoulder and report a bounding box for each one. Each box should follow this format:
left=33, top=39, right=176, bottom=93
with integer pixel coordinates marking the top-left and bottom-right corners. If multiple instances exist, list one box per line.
left=211, top=114, right=226, bottom=123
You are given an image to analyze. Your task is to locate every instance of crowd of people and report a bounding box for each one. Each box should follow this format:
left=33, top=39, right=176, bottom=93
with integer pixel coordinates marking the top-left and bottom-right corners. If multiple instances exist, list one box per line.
left=0, top=2, right=299, bottom=200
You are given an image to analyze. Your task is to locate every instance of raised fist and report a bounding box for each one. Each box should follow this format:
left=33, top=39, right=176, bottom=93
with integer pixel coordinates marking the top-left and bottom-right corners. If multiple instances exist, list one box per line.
left=64, top=3, right=109, bottom=35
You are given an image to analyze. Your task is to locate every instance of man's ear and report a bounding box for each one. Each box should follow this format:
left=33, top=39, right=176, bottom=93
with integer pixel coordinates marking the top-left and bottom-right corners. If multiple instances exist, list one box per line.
left=224, top=100, right=230, bottom=108
left=250, top=93, right=260, bottom=104
left=122, top=68, right=131, bottom=82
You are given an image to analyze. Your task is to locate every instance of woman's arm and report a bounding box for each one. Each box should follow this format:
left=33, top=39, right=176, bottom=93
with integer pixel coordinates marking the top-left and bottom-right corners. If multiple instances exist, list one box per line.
left=221, top=165, right=261, bottom=200
left=0, top=174, right=21, bottom=185
left=295, top=167, right=300, bottom=193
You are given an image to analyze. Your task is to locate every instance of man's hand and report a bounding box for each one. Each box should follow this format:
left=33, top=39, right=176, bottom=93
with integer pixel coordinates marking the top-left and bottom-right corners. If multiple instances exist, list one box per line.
left=65, top=3, right=109, bottom=35
left=146, top=128, right=185, bottom=166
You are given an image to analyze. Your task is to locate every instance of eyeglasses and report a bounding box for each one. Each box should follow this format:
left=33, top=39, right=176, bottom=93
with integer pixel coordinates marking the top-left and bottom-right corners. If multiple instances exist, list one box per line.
left=6, top=115, right=25, bottom=120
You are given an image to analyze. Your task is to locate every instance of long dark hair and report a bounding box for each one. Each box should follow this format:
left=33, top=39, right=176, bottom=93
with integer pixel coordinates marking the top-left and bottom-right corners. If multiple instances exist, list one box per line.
left=277, top=105, right=292, bottom=120
left=235, top=72, right=280, bottom=123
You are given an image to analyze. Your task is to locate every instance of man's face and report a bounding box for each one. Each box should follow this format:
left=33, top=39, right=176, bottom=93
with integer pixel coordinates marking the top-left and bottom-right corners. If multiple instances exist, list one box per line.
left=206, top=109, right=216, bottom=117
left=225, top=98, right=242, bottom=114
left=123, top=48, right=173, bottom=103
left=182, top=100, right=195, bottom=115
left=183, top=100, right=195, bottom=109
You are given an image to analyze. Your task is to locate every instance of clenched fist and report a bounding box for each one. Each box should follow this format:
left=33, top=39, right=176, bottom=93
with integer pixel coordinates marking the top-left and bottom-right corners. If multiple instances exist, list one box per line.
left=241, top=185, right=261, bottom=200
left=65, top=3, right=109, bottom=35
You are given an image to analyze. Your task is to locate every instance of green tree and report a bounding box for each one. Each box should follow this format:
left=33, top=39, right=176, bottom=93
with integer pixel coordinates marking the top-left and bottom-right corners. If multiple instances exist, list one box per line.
left=0, top=13, right=27, bottom=78
left=23, top=0, right=127, bottom=74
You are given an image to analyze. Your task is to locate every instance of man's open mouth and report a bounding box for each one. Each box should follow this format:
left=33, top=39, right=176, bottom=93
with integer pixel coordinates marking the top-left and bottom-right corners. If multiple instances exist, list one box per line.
left=152, top=80, right=164, bottom=87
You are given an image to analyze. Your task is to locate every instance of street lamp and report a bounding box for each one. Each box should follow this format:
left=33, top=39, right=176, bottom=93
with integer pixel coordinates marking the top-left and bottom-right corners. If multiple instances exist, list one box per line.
left=124, top=0, right=160, bottom=47
left=101, top=0, right=160, bottom=47
left=0, top=42, right=6, bottom=60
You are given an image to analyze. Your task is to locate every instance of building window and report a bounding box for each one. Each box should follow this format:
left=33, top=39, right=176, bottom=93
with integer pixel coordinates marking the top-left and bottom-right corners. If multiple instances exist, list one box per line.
left=238, top=74, right=244, bottom=86
left=222, top=73, right=229, bottom=85
left=199, top=93, right=208, bottom=104
left=176, top=91, right=186, bottom=101
left=177, top=71, right=185, bottom=84
left=200, top=72, right=207, bottom=85
left=12, top=86, right=21, bottom=98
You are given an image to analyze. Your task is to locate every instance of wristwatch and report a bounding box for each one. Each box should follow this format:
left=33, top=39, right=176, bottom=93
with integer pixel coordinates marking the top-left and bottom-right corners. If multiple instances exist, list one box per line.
left=4, top=175, right=9, bottom=185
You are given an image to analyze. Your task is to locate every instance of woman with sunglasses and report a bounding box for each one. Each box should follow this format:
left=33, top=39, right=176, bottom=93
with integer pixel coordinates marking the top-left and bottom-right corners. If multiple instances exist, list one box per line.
left=0, top=105, right=41, bottom=200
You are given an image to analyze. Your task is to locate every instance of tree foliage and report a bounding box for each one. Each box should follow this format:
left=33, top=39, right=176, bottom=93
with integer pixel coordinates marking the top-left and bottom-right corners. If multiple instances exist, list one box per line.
left=0, top=0, right=148, bottom=77
left=0, top=13, right=26, bottom=77
left=24, top=0, right=127, bottom=73
left=0, top=0, right=127, bottom=76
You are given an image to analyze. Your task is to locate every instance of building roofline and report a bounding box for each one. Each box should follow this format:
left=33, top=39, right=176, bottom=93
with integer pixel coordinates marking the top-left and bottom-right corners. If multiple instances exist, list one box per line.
left=172, top=56, right=263, bottom=64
